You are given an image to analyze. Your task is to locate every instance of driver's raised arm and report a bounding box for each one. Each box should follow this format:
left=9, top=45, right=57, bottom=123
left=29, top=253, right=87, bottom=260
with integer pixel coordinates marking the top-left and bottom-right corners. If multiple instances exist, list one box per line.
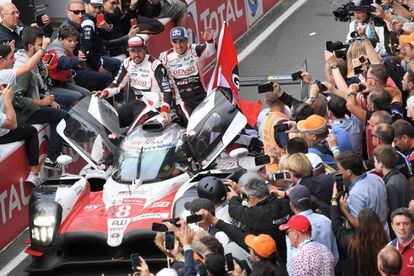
left=155, top=64, right=173, bottom=113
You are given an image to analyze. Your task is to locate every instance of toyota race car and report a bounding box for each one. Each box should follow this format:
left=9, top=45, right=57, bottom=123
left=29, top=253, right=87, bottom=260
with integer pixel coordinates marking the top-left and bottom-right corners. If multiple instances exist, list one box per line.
left=25, top=90, right=249, bottom=271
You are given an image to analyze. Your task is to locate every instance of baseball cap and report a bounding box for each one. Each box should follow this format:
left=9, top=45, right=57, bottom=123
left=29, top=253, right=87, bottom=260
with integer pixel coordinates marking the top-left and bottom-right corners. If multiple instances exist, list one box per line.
left=287, top=185, right=311, bottom=209
left=279, top=215, right=311, bottom=232
left=184, top=198, right=215, bottom=214
left=297, top=114, right=327, bottom=134
left=400, top=33, right=414, bottom=46
left=170, top=26, right=188, bottom=41
left=244, top=234, right=276, bottom=258
left=84, top=0, right=103, bottom=7
left=128, top=36, right=146, bottom=50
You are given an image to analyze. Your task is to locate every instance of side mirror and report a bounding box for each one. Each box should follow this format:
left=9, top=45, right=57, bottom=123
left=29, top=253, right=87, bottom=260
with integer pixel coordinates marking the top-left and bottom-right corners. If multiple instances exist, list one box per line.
left=56, top=155, right=73, bottom=175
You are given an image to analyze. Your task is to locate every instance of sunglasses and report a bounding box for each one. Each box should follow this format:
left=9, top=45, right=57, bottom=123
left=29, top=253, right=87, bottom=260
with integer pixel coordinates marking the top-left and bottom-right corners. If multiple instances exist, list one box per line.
left=69, top=9, right=86, bottom=15
left=109, top=1, right=118, bottom=5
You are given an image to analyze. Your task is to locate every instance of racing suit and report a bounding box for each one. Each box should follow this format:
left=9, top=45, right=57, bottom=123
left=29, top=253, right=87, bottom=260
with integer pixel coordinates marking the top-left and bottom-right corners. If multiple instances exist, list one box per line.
left=103, top=54, right=172, bottom=128
left=159, top=41, right=215, bottom=126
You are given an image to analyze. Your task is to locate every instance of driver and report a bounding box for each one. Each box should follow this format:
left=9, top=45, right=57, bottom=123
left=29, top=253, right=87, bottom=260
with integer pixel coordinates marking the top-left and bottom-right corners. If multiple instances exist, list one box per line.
left=95, top=36, right=173, bottom=128
left=159, top=26, right=215, bottom=126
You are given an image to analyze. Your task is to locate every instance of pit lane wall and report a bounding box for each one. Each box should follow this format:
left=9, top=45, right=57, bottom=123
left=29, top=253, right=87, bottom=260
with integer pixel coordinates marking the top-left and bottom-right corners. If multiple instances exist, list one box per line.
left=0, top=0, right=280, bottom=251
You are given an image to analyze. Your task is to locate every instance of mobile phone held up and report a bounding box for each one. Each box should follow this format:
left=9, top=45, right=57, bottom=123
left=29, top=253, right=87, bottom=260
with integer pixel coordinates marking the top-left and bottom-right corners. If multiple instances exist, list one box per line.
left=225, top=253, right=234, bottom=271
left=270, top=171, right=291, bottom=182
left=186, top=214, right=203, bottom=224
left=97, top=14, right=105, bottom=27
left=152, top=222, right=168, bottom=232
left=291, top=71, right=303, bottom=81
left=165, top=231, right=175, bottom=250
left=131, top=253, right=141, bottom=272
left=258, top=82, right=274, bottom=94
left=254, top=155, right=271, bottom=166
left=335, top=173, right=344, bottom=192
left=130, top=18, right=138, bottom=27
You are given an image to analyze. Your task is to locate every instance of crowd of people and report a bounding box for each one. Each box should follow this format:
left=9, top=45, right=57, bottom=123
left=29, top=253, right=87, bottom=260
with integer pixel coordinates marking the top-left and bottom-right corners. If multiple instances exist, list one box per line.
left=0, top=0, right=414, bottom=275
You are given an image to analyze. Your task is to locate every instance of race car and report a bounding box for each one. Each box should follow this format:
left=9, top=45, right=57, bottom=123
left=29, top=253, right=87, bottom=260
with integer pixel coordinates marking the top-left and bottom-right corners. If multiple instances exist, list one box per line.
left=25, top=89, right=248, bottom=271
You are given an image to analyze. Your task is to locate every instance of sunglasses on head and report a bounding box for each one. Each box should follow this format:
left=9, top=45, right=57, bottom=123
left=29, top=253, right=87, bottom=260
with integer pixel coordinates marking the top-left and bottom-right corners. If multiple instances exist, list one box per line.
left=69, top=9, right=86, bottom=15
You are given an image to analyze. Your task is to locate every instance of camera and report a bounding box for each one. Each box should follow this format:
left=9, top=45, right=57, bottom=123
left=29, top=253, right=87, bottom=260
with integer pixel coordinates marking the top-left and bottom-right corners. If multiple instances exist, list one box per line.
left=333, top=2, right=353, bottom=22
left=326, top=40, right=350, bottom=60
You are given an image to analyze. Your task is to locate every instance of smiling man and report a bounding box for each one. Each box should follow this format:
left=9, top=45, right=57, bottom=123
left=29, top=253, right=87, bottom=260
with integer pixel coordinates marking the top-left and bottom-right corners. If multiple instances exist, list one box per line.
left=159, top=26, right=215, bottom=126
left=95, top=36, right=172, bottom=129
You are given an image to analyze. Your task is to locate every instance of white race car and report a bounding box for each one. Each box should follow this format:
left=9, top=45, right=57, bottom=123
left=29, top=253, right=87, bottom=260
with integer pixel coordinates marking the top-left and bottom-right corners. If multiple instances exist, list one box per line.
left=25, top=90, right=248, bottom=271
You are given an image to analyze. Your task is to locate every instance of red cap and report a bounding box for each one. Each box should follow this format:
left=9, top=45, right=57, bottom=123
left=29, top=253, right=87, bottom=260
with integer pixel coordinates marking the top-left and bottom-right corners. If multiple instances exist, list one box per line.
left=128, top=36, right=146, bottom=50
left=279, top=215, right=311, bottom=233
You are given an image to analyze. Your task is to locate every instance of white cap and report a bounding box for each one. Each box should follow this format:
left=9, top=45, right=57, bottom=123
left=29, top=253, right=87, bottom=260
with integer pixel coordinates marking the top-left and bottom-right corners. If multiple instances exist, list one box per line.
left=156, top=268, right=178, bottom=276
left=305, top=153, right=323, bottom=170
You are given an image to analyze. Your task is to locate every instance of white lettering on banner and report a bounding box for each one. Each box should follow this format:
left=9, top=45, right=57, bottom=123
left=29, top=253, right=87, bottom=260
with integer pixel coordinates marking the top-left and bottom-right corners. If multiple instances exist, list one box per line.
left=200, top=0, right=244, bottom=35
left=0, top=177, right=31, bottom=224
left=84, top=204, right=100, bottom=210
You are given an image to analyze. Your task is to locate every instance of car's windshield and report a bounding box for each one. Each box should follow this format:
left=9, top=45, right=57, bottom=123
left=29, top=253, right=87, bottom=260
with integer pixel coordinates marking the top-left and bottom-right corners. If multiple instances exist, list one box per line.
left=112, top=125, right=189, bottom=184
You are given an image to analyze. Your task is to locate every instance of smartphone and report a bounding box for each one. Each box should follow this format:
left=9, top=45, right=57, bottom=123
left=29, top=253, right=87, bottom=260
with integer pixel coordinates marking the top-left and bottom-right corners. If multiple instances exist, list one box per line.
left=225, top=253, right=234, bottom=271
left=335, top=173, right=344, bottom=192
left=165, top=231, right=175, bottom=250
left=36, top=13, right=45, bottom=27
left=291, top=71, right=303, bottom=81
left=130, top=253, right=141, bottom=272
left=258, top=82, right=274, bottom=94
left=317, top=82, right=328, bottom=93
left=130, top=18, right=138, bottom=27
left=271, top=171, right=291, bottom=181
left=326, top=41, right=333, bottom=52
left=186, top=214, right=203, bottom=224
left=162, top=217, right=181, bottom=227
left=254, top=155, right=271, bottom=166
left=354, top=65, right=363, bottom=75
left=359, top=56, right=367, bottom=63
left=97, top=14, right=105, bottom=27
left=152, top=222, right=168, bottom=232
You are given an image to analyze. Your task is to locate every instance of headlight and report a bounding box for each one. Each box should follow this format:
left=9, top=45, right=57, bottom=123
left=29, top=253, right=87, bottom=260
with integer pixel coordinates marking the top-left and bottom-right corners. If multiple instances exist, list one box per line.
left=29, top=199, right=62, bottom=249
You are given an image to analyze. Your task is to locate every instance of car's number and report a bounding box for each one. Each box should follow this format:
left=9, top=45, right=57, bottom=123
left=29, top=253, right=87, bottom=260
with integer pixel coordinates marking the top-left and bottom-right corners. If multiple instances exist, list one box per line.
left=115, top=205, right=132, bottom=218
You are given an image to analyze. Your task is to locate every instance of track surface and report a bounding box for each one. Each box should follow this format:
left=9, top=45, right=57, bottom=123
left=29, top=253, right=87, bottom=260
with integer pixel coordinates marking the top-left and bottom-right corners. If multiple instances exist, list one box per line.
left=1, top=0, right=349, bottom=274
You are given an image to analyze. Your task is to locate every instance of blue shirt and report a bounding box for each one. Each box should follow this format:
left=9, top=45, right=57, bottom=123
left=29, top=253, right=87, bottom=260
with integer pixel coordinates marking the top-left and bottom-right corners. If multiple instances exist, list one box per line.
left=309, top=144, right=337, bottom=170
left=286, top=209, right=339, bottom=267
left=331, top=127, right=353, bottom=153
left=331, top=115, right=364, bottom=154
left=347, top=173, right=389, bottom=232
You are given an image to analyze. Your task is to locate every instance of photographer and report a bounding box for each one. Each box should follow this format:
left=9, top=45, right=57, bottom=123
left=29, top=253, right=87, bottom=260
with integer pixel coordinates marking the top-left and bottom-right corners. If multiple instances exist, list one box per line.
left=346, top=0, right=386, bottom=56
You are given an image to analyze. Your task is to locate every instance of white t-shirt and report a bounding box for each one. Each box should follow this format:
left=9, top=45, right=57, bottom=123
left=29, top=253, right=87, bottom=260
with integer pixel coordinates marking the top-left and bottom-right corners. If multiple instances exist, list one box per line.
left=0, top=69, right=17, bottom=137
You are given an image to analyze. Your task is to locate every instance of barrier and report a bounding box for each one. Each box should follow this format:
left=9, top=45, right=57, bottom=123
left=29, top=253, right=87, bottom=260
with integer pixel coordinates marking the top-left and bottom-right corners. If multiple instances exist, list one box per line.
left=0, top=0, right=279, bottom=251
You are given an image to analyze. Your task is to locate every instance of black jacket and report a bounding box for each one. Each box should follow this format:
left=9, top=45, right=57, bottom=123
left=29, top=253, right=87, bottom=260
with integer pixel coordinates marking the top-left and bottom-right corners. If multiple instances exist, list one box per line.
left=300, top=174, right=334, bottom=206
left=0, top=22, right=52, bottom=50
left=226, top=195, right=291, bottom=261
left=384, top=169, right=412, bottom=212
left=331, top=205, right=358, bottom=276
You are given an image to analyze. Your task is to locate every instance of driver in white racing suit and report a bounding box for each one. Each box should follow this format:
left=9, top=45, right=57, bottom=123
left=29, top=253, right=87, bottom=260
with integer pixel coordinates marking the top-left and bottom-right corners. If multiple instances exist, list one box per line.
left=159, top=26, right=215, bottom=126
left=95, top=36, right=172, bottom=128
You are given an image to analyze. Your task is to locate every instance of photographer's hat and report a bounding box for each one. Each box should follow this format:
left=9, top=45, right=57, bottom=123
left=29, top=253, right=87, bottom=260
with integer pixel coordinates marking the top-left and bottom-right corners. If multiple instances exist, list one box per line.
left=170, top=26, right=188, bottom=41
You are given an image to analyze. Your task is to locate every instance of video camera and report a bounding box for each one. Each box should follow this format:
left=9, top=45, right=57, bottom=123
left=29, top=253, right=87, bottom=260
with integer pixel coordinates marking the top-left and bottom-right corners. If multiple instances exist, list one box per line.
left=332, top=0, right=385, bottom=27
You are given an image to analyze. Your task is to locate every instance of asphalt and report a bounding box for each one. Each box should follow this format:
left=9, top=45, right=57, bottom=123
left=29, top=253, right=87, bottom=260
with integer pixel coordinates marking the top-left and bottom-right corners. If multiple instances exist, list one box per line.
left=0, top=0, right=350, bottom=275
